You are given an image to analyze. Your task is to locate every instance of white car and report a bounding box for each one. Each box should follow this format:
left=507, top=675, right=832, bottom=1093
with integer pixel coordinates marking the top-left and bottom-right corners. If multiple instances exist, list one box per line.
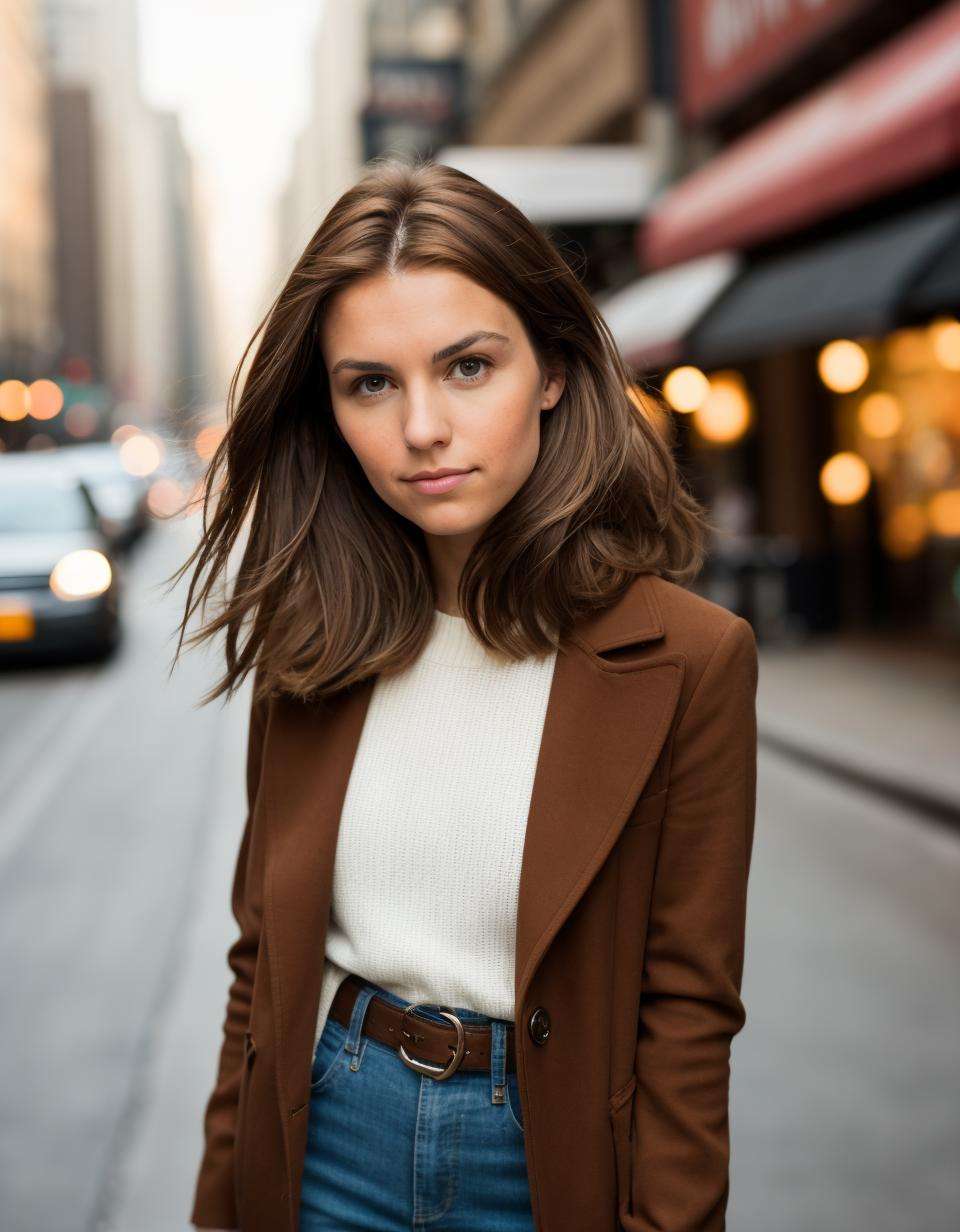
left=0, top=457, right=122, bottom=662
left=48, top=441, right=151, bottom=550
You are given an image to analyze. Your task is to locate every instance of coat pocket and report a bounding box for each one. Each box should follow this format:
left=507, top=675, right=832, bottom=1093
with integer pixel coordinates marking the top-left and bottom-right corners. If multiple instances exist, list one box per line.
left=608, top=1072, right=637, bottom=1224
left=623, top=787, right=668, bottom=829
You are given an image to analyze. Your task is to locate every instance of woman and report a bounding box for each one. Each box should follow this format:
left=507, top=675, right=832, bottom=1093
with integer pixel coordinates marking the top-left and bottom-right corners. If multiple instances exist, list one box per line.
left=176, top=156, right=759, bottom=1231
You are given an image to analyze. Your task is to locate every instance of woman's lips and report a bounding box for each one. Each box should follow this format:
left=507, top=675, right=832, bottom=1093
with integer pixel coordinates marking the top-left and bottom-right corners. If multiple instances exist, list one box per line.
left=404, top=470, right=475, bottom=495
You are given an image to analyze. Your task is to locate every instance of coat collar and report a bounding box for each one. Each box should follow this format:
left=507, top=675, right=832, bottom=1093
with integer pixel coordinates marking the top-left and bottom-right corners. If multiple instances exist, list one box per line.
left=261, top=572, right=683, bottom=1132
left=567, top=569, right=665, bottom=656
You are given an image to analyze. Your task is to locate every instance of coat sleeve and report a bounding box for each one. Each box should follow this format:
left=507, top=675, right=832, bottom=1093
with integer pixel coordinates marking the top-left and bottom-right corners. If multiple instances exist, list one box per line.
left=626, top=615, right=759, bottom=1231
left=190, top=683, right=271, bottom=1230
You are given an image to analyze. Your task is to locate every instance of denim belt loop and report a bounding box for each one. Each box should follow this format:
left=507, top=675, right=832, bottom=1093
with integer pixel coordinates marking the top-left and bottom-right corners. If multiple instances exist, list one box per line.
left=490, top=1019, right=507, bottom=1105
left=344, top=983, right=377, bottom=1072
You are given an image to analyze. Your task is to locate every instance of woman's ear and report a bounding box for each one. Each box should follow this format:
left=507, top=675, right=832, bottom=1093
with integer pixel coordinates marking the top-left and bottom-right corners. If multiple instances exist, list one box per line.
left=541, top=364, right=565, bottom=412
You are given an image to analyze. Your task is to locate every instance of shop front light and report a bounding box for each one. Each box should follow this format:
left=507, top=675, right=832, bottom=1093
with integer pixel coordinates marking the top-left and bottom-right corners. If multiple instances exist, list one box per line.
left=662, top=365, right=709, bottom=413
left=929, top=317, right=960, bottom=371
left=820, top=451, right=871, bottom=505
left=49, top=549, right=113, bottom=600
left=818, top=339, right=869, bottom=392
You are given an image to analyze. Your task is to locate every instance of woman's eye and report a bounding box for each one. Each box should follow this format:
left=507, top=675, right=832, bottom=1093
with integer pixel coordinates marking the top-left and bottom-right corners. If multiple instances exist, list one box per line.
left=350, top=356, right=491, bottom=399
left=353, top=374, right=391, bottom=398
left=452, top=356, right=491, bottom=382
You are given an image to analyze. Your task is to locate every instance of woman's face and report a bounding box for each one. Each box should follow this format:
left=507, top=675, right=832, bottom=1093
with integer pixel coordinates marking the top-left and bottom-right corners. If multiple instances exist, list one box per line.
left=320, top=267, right=565, bottom=559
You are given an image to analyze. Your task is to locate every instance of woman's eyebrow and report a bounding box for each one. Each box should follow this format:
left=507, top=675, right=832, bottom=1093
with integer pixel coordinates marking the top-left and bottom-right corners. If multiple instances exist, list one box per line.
left=330, top=331, right=510, bottom=376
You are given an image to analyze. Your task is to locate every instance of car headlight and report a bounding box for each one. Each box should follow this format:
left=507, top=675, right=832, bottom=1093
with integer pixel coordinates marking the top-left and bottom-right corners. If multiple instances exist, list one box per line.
left=49, top=549, right=113, bottom=600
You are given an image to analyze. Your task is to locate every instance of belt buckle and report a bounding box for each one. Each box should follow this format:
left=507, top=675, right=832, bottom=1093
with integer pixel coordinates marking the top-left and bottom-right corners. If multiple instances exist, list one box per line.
left=398, top=1003, right=466, bottom=1080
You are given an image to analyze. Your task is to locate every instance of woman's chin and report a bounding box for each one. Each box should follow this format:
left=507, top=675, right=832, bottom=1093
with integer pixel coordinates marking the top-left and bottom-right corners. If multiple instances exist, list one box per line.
left=413, top=509, right=492, bottom=539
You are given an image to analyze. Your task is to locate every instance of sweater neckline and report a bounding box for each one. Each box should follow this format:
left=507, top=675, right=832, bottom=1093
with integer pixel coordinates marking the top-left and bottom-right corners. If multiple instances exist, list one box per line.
left=420, top=608, right=560, bottom=670
left=419, top=607, right=495, bottom=669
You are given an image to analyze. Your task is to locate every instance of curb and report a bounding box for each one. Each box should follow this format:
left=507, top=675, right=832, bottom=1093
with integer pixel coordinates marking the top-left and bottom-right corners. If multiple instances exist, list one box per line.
left=757, top=723, right=960, bottom=835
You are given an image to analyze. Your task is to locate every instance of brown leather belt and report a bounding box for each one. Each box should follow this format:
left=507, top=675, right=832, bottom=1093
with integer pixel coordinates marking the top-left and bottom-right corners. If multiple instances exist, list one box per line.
left=329, top=974, right=516, bottom=1078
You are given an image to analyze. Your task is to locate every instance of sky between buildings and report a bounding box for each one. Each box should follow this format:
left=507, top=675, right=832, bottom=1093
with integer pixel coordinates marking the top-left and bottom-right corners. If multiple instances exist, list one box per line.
left=137, top=0, right=324, bottom=385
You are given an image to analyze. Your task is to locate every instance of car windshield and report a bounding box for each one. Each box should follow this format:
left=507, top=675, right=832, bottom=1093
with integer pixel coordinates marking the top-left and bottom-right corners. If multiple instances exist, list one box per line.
left=0, top=481, right=95, bottom=532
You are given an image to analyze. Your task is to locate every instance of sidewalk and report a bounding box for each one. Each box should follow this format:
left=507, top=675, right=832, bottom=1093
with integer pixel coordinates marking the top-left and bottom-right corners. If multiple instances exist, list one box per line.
left=99, top=681, right=251, bottom=1232
left=755, top=633, right=960, bottom=826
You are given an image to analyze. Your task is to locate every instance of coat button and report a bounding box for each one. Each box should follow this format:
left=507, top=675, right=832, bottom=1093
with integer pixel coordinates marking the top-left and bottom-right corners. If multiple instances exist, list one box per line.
left=527, top=1006, right=551, bottom=1045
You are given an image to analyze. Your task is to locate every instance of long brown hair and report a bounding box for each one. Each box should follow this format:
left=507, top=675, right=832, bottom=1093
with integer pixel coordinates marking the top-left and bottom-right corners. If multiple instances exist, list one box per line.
left=164, top=154, right=710, bottom=707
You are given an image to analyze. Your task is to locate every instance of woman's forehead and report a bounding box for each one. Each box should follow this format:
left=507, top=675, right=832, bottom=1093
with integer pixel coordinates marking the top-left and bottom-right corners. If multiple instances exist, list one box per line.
left=321, top=271, right=518, bottom=357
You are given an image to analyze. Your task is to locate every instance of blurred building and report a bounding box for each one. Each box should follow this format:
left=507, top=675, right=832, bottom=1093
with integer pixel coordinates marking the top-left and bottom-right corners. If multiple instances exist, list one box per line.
left=40, top=0, right=216, bottom=443
left=158, top=109, right=219, bottom=430
left=362, top=0, right=466, bottom=163
left=448, top=0, right=652, bottom=296
left=276, top=0, right=370, bottom=276
left=601, top=0, right=960, bottom=645
left=0, top=1, right=57, bottom=387
left=276, top=0, right=465, bottom=289
left=49, top=81, right=104, bottom=391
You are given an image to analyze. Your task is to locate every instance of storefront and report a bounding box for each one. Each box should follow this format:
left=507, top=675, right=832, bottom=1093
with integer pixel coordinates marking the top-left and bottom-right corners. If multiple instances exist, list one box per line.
left=602, top=1, right=960, bottom=642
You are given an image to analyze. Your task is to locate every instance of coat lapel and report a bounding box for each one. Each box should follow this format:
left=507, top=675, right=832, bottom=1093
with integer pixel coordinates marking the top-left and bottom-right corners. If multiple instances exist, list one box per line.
left=262, top=676, right=377, bottom=1116
left=513, top=574, right=683, bottom=1018
left=261, top=573, right=684, bottom=1126
left=513, top=621, right=682, bottom=1022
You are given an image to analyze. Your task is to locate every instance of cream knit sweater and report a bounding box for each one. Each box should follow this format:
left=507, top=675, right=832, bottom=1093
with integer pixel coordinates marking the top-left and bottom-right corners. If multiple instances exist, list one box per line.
left=312, top=608, right=559, bottom=1052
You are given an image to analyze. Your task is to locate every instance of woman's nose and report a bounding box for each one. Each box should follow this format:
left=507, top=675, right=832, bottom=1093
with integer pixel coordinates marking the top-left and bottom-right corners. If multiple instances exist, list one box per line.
left=402, top=382, right=452, bottom=448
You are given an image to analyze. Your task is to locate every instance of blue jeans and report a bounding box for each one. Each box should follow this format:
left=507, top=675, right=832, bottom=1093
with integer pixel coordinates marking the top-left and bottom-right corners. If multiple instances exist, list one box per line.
left=299, top=975, right=535, bottom=1231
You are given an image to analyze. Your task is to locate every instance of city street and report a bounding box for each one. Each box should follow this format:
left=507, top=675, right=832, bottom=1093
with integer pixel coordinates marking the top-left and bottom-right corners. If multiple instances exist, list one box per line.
left=0, top=519, right=957, bottom=1232
left=0, top=518, right=252, bottom=1232
left=2, top=2, right=958, bottom=1229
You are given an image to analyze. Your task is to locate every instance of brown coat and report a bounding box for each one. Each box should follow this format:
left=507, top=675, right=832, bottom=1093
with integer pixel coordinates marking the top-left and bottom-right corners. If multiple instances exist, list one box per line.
left=190, top=572, right=759, bottom=1231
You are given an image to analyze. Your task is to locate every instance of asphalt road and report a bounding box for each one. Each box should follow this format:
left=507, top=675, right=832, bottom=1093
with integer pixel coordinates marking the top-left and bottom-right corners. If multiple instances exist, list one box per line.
left=0, top=519, right=251, bottom=1232
left=0, top=518, right=957, bottom=1232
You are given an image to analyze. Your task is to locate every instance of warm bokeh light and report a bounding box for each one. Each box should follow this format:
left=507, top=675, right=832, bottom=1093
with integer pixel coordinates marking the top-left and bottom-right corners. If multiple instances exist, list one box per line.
left=62, top=355, right=93, bottom=382
left=818, top=339, right=869, bottom=392
left=886, top=327, right=932, bottom=372
left=25, top=434, right=57, bottom=451
left=626, top=385, right=671, bottom=437
left=0, top=380, right=29, bottom=422
left=119, top=432, right=163, bottom=476
left=858, top=391, right=903, bottom=439
left=195, top=423, right=226, bottom=461
left=912, top=428, right=954, bottom=485
left=147, top=476, right=188, bottom=519
left=881, top=504, right=927, bottom=558
left=27, top=379, right=64, bottom=421
left=662, top=365, right=709, bottom=413
left=49, top=549, right=113, bottom=601
left=929, top=316, right=960, bottom=371
left=65, top=402, right=100, bottom=438
left=820, top=451, right=871, bottom=505
left=694, top=372, right=751, bottom=443
left=111, top=422, right=144, bottom=446
left=927, top=488, right=960, bottom=536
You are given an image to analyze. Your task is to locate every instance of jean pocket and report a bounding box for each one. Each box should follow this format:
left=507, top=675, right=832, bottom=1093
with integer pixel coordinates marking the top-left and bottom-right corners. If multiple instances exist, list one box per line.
left=504, top=1068, right=525, bottom=1134
left=310, top=1015, right=348, bottom=1094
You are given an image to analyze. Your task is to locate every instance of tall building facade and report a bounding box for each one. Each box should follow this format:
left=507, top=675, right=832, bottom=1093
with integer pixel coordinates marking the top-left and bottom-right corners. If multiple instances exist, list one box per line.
left=0, top=1, right=56, bottom=385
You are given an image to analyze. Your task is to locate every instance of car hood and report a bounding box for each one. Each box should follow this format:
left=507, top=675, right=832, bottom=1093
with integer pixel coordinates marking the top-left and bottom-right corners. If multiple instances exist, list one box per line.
left=0, top=531, right=108, bottom=577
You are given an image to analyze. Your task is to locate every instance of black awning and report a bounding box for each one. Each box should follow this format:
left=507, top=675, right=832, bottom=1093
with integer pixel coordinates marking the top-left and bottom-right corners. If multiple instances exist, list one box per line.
left=688, top=195, right=960, bottom=367
left=904, top=227, right=960, bottom=318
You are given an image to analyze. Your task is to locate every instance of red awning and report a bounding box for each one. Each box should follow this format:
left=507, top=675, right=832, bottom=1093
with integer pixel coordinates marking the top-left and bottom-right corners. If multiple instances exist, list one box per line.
left=643, top=2, right=960, bottom=270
